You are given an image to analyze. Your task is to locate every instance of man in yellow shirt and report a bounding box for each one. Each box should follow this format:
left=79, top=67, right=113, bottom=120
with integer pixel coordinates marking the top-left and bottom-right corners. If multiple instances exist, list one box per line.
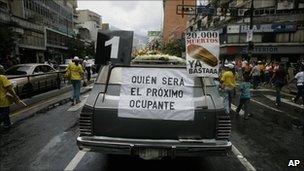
left=0, top=65, right=21, bottom=129
left=66, top=56, right=84, bottom=105
left=221, top=63, right=236, bottom=114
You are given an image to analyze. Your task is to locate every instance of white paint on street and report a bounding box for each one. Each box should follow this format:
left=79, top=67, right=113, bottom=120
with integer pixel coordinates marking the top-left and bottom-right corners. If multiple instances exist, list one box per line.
left=232, top=145, right=256, bottom=171
left=67, top=95, right=89, bottom=112
left=264, top=95, right=304, bottom=109
left=250, top=99, right=299, bottom=120
left=251, top=88, right=295, bottom=97
left=64, top=150, right=87, bottom=171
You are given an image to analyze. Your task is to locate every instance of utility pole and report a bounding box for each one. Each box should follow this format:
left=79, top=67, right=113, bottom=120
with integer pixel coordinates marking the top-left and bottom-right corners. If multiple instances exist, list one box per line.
left=247, top=0, right=254, bottom=61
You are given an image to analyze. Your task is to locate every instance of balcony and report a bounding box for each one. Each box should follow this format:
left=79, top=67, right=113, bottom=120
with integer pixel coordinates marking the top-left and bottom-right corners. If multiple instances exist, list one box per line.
left=0, top=10, right=44, bottom=32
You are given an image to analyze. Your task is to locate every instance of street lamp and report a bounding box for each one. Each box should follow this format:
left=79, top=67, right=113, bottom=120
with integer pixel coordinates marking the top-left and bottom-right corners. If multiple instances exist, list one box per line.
left=247, top=0, right=254, bottom=61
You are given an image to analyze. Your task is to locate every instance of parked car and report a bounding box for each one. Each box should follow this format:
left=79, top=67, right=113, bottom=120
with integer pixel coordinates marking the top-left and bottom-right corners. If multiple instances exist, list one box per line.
left=5, top=63, right=60, bottom=97
left=77, top=62, right=231, bottom=159
left=58, top=64, right=68, bottom=71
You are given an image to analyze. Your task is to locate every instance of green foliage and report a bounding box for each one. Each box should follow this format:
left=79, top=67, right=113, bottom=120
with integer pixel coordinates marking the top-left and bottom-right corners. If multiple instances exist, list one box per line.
left=66, top=36, right=95, bottom=59
left=162, top=39, right=185, bottom=57
left=0, top=26, right=19, bottom=56
left=147, top=37, right=163, bottom=51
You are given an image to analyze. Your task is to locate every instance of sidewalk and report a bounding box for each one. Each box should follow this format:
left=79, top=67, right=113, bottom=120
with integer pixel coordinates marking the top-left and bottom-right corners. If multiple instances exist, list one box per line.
left=10, top=84, right=93, bottom=126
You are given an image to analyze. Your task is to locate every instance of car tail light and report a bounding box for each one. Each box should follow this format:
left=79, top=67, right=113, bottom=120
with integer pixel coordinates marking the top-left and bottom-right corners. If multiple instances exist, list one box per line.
left=216, top=114, right=231, bottom=140
left=79, top=107, right=93, bottom=136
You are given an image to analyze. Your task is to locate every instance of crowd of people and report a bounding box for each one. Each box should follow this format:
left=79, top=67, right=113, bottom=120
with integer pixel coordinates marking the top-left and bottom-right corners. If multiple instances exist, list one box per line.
left=220, top=59, right=304, bottom=119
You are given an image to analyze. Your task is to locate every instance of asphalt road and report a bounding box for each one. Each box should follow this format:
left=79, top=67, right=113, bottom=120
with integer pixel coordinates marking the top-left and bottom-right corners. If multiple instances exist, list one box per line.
left=0, top=88, right=303, bottom=171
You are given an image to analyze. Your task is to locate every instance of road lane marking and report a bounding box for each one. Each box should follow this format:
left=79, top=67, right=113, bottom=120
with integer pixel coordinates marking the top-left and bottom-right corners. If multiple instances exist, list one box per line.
left=251, top=88, right=295, bottom=97
left=231, top=145, right=256, bottom=171
left=11, top=98, right=58, bottom=117
left=264, top=95, right=304, bottom=109
left=250, top=99, right=299, bottom=120
left=67, top=95, right=89, bottom=112
left=64, top=150, right=86, bottom=171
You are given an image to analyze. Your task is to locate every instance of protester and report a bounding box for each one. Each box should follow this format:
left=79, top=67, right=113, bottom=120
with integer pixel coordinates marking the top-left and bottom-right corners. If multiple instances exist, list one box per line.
left=272, top=63, right=287, bottom=106
left=83, top=56, right=92, bottom=82
left=242, top=60, right=251, bottom=81
left=250, top=61, right=260, bottom=89
left=265, top=63, right=273, bottom=85
left=66, top=56, right=84, bottom=105
left=258, top=61, right=265, bottom=85
left=220, top=63, right=236, bottom=114
left=290, top=67, right=304, bottom=106
left=0, top=65, right=23, bottom=130
left=236, top=74, right=252, bottom=120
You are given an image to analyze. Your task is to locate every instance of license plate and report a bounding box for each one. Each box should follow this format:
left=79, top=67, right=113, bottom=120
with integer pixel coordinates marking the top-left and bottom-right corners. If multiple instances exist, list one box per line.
left=138, top=148, right=168, bottom=160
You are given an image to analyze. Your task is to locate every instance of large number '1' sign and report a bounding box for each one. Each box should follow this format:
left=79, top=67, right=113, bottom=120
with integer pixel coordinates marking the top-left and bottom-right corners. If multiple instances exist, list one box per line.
left=105, top=36, right=120, bottom=59
left=95, top=30, right=133, bottom=66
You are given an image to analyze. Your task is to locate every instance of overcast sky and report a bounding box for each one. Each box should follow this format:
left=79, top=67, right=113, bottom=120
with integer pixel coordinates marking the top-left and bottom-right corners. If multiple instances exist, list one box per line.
left=77, top=1, right=163, bottom=36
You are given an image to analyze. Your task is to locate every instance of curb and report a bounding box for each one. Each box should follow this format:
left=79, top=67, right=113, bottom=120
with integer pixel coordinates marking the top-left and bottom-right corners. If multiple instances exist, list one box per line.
left=10, top=86, right=93, bottom=127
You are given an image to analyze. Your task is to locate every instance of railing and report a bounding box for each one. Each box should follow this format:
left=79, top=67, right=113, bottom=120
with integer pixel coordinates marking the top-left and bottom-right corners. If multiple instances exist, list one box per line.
left=7, top=71, right=67, bottom=99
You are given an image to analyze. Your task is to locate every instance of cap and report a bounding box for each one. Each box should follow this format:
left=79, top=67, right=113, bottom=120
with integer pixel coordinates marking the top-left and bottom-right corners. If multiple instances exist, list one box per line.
left=73, top=56, right=80, bottom=60
left=225, top=63, right=235, bottom=69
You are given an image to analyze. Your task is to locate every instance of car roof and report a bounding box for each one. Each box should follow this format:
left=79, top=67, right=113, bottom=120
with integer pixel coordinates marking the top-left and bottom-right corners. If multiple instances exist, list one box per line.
left=13, top=63, right=48, bottom=67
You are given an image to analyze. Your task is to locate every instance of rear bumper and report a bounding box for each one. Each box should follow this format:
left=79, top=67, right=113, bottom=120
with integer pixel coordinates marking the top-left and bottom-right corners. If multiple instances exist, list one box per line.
left=77, top=136, right=231, bottom=157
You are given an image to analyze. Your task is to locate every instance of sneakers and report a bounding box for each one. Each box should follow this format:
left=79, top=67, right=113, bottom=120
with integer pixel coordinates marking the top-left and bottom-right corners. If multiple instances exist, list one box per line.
left=291, top=97, right=295, bottom=102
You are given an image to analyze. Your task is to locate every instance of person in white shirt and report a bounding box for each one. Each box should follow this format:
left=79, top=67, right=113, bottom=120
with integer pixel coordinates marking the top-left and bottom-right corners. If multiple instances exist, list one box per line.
left=250, top=61, right=260, bottom=89
left=290, top=67, right=304, bottom=106
left=83, top=56, right=92, bottom=82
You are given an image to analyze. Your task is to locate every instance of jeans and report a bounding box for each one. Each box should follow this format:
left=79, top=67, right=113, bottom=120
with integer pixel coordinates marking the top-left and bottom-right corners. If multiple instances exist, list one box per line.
left=223, top=89, right=234, bottom=114
left=85, top=67, right=91, bottom=82
left=276, top=86, right=282, bottom=105
left=294, top=85, right=304, bottom=105
left=0, top=107, right=11, bottom=127
left=236, top=98, right=250, bottom=118
left=275, top=81, right=284, bottom=105
left=71, top=80, right=81, bottom=101
left=252, top=76, right=260, bottom=89
left=265, top=73, right=270, bottom=84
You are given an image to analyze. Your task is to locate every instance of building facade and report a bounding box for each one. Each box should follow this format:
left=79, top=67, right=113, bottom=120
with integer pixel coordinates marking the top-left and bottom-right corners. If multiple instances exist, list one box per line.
left=75, top=9, right=101, bottom=45
left=0, top=0, right=77, bottom=63
left=187, top=0, right=304, bottom=63
left=163, top=0, right=196, bottom=44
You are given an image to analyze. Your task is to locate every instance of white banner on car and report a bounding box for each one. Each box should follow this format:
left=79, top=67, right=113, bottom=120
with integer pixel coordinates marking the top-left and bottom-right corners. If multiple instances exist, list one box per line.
left=118, top=68, right=195, bottom=121
left=185, top=31, right=220, bottom=78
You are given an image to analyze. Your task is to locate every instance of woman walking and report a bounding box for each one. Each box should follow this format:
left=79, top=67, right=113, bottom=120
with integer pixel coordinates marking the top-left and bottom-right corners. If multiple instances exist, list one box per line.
left=272, top=63, right=287, bottom=107
left=221, top=63, right=236, bottom=114
left=66, top=56, right=84, bottom=105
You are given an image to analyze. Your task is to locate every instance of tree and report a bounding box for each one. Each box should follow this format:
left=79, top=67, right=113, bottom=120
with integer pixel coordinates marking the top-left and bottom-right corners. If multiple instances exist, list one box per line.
left=162, top=39, right=185, bottom=57
left=66, top=36, right=95, bottom=59
left=0, top=25, right=19, bottom=57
